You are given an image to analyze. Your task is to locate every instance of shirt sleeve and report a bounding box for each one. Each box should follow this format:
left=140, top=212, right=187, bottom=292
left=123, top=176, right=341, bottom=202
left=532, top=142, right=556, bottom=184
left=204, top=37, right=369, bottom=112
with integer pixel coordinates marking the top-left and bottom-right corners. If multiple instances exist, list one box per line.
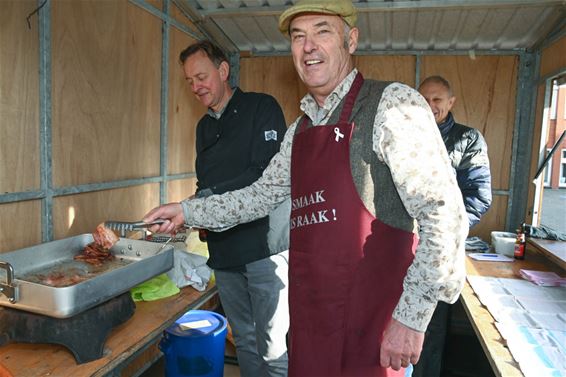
left=181, top=122, right=297, bottom=232
left=373, top=83, right=469, bottom=332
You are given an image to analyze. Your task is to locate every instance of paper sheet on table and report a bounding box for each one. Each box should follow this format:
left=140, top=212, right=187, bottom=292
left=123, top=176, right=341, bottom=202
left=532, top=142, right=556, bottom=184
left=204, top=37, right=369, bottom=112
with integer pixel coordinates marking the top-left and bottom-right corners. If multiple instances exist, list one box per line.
left=467, top=253, right=514, bottom=262
left=496, top=322, right=566, bottom=377
left=467, top=276, right=566, bottom=376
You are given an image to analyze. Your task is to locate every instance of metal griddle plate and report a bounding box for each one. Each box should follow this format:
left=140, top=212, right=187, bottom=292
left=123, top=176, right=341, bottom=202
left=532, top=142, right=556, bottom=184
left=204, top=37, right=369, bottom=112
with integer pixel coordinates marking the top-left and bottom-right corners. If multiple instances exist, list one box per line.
left=0, top=234, right=174, bottom=318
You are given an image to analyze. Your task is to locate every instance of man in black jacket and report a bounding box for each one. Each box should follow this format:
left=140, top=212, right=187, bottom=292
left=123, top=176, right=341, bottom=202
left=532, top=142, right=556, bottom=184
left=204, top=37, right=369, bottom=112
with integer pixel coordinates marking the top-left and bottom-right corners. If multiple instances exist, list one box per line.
left=414, top=75, right=492, bottom=376
left=180, top=41, right=290, bottom=377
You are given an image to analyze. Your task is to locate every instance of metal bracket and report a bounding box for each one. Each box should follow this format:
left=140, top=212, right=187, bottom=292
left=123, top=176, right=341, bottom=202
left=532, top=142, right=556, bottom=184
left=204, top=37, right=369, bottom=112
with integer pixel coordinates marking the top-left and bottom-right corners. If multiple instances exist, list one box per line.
left=0, top=261, right=19, bottom=303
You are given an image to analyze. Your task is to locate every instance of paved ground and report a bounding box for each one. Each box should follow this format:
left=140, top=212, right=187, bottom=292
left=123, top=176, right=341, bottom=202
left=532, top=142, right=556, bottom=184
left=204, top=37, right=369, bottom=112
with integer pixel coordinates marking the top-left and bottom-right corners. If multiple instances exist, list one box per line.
left=541, top=188, right=566, bottom=233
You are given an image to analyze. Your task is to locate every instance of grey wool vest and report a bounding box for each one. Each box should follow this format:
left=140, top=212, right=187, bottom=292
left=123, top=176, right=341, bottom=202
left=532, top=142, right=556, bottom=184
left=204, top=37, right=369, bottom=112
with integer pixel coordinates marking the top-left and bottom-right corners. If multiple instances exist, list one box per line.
left=297, top=79, right=417, bottom=233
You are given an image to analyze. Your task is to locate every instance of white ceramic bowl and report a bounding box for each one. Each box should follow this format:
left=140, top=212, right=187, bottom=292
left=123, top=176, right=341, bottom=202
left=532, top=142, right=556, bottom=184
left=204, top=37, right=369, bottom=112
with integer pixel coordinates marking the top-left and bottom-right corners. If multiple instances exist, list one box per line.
left=491, top=231, right=517, bottom=257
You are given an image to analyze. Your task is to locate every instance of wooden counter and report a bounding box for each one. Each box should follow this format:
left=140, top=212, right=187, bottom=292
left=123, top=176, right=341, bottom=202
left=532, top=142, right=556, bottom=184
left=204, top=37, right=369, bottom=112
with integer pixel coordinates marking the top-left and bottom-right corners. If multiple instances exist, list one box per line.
left=460, top=247, right=565, bottom=377
left=0, top=284, right=218, bottom=377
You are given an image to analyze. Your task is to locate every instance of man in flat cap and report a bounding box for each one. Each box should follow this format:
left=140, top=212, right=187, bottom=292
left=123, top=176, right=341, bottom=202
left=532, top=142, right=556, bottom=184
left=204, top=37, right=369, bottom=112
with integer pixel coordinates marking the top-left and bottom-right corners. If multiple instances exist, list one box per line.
left=144, top=0, right=468, bottom=376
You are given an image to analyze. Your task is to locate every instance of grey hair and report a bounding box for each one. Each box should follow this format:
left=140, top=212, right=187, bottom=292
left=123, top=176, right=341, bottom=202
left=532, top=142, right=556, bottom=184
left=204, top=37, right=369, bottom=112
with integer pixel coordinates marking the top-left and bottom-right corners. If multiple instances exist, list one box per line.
left=419, top=75, right=454, bottom=97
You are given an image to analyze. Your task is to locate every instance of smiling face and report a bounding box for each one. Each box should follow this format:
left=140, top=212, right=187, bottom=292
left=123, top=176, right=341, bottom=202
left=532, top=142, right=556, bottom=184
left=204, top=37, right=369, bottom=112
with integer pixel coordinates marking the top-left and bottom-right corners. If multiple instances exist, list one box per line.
left=418, top=81, right=456, bottom=124
left=182, top=50, right=231, bottom=112
left=289, top=14, right=358, bottom=106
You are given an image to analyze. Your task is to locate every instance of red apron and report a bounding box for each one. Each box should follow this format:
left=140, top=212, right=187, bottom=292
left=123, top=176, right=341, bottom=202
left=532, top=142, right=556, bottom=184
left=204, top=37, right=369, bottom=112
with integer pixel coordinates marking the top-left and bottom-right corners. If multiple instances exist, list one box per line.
left=289, top=73, right=417, bottom=377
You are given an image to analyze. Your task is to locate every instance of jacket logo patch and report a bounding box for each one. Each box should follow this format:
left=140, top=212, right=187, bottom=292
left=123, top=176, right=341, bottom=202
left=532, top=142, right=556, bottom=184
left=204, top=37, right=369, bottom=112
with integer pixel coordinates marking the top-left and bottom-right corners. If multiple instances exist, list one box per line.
left=265, top=130, right=278, bottom=141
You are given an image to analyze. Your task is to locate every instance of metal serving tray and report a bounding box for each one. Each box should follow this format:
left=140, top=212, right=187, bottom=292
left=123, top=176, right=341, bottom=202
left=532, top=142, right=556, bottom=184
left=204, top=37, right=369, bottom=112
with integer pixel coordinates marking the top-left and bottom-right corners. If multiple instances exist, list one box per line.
left=0, top=234, right=174, bottom=318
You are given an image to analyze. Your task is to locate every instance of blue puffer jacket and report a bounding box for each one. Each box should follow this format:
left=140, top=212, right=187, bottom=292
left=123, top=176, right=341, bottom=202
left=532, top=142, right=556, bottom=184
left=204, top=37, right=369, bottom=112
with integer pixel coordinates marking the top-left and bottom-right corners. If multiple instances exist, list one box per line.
left=439, top=112, right=492, bottom=229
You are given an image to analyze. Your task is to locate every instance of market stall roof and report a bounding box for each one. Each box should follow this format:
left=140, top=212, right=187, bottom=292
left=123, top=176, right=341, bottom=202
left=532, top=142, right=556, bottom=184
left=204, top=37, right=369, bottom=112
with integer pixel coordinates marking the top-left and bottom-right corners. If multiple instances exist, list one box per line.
left=175, top=0, right=566, bottom=55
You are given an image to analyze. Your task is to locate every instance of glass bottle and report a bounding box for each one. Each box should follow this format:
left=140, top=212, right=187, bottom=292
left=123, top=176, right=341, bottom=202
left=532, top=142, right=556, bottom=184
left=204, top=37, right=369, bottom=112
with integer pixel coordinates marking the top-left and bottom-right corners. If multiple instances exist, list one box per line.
left=514, top=226, right=526, bottom=260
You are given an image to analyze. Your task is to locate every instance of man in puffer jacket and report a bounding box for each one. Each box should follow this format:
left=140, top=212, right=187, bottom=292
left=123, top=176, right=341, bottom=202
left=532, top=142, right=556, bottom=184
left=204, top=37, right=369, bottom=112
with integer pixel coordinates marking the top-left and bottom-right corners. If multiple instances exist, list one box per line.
left=419, top=75, right=492, bottom=228
left=413, top=75, right=492, bottom=377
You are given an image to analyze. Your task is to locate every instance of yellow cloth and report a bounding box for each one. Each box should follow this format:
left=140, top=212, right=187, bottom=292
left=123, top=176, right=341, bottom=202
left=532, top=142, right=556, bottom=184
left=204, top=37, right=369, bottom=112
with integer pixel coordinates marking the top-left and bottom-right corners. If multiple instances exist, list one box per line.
left=131, top=273, right=180, bottom=302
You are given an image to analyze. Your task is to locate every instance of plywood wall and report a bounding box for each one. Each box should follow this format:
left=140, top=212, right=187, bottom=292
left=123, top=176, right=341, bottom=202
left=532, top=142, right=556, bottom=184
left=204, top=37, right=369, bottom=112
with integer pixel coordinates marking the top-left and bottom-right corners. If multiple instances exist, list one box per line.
left=53, top=184, right=160, bottom=239
left=540, top=36, right=566, bottom=79
left=239, top=53, right=516, bottom=241
left=0, top=0, right=39, bottom=195
left=240, top=56, right=306, bottom=125
left=0, top=0, right=41, bottom=252
left=168, top=178, right=197, bottom=203
left=167, top=29, right=203, bottom=175
left=354, top=55, right=416, bottom=87
left=0, top=0, right=201, bottom=253
left=51, top=0, right=161, bottom=187
left=421, top=55, right=518, bottom=191
left=419, top=56, right=518, bottom=239
left=239, top=55, right=417, bottom=126
left=0, top=0, right=539, bottom=251
left=0, top=201, right=42, bottom=252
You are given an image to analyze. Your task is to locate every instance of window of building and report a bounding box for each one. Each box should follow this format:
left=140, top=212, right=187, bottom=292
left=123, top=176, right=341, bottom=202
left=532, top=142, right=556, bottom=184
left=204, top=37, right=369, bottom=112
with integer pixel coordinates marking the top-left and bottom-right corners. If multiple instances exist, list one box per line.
left=560, top=149, right=566, bottom=187
left=535, top=74, right=566, bottom=233
left=550, top=81, right=558, bottom=119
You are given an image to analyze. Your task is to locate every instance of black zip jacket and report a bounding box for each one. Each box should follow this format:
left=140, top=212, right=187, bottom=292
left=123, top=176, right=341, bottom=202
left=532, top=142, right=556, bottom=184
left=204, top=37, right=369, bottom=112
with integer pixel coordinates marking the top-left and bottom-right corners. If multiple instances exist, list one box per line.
left=195, top=88, right=287, bottom=269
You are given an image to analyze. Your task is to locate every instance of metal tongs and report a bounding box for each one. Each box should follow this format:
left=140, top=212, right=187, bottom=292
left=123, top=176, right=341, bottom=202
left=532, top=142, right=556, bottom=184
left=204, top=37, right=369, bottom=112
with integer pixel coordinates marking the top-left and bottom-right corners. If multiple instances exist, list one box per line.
left=104, top=219, right=167, bottom=233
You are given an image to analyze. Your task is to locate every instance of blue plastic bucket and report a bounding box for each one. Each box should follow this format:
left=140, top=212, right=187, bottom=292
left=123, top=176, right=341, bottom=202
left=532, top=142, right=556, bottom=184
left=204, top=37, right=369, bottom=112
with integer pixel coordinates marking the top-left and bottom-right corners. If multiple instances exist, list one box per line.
left=159, top=310, right=228, bottom=377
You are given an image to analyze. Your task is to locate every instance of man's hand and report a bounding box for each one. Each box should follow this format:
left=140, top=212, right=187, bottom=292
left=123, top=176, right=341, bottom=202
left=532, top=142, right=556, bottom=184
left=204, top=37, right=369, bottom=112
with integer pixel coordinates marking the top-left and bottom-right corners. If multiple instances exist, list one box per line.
left=380, top=318, right=424, bottom=371
left=142, top=203, right=185, bottom=234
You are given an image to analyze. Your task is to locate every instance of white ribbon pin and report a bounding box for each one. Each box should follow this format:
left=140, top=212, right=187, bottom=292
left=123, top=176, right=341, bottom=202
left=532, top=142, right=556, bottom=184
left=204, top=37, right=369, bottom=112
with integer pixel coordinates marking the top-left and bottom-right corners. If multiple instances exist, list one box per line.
left=334, top=127, right=344, bottom=142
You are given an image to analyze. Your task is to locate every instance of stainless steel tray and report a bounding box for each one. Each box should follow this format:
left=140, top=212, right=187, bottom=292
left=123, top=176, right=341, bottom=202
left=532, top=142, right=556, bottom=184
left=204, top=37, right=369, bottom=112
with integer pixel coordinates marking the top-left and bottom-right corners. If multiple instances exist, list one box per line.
left=0, top=234, right=174, bottom=318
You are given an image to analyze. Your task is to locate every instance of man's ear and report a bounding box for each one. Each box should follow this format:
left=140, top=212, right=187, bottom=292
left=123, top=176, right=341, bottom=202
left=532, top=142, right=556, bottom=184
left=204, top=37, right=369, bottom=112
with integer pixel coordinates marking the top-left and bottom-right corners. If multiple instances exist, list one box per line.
left=448, top=96, right=456, bottom=110
left=348, top=27, right=359, bottom=54
left=219, top=61, right=230, bottom=81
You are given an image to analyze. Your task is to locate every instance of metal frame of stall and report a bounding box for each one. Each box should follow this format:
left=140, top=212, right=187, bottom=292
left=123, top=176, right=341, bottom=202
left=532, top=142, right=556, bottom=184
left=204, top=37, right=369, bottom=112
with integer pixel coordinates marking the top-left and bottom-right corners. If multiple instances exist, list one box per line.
left=0, top=0, right=564, bottom=243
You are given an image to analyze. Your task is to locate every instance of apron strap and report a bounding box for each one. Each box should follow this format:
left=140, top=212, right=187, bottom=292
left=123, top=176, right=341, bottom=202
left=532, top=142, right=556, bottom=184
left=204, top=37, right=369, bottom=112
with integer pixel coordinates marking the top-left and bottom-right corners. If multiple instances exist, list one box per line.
left=297, top=72, right=365, bottom=134
left=338, top=72, right=364, bottom=124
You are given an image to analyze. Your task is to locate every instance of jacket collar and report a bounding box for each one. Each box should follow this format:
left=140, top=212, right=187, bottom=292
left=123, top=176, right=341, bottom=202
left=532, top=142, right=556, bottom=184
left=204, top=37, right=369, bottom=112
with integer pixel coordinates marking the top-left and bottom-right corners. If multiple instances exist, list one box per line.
left=438, top=112, right=455, bottom=136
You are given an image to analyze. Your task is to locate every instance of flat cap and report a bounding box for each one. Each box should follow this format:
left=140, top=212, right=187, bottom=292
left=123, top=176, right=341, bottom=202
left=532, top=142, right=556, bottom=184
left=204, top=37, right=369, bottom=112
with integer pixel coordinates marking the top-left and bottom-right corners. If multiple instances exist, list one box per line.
left=278, top=0, right=358, bottom=35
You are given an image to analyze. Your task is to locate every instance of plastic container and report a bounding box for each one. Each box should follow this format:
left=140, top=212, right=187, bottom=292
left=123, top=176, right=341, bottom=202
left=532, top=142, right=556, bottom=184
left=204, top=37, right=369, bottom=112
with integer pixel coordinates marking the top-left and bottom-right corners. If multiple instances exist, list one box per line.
left=159, top=310, right=228, bottom=377
left=490, top=231, right=517, bottom=257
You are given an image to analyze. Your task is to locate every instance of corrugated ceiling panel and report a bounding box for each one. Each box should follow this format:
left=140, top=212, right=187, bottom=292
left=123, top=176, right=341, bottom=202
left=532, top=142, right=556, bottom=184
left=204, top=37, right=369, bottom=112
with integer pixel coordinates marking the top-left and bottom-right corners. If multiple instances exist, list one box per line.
left=415, top=9, right=459, bottom=50
left=511, top=7, right=560, bottom=48
left=454, top=9, right=489, bottom=50
left=195, top=0, right=220, bottom=10
left=183, top=0, right=565, bottom=53
left=214, top=18, right=253, bottom=51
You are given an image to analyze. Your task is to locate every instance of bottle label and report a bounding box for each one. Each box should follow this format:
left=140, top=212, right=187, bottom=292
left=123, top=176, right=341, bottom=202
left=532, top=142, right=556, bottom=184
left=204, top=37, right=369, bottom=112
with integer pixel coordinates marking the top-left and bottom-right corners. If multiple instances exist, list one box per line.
left=514, top=243, right=525, bottom=259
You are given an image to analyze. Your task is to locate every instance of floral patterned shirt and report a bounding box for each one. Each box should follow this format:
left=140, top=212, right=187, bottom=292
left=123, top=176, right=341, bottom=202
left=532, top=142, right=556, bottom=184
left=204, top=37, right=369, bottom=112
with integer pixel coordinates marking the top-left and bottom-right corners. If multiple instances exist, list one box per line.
left=182, top=69, right=468, bottom=332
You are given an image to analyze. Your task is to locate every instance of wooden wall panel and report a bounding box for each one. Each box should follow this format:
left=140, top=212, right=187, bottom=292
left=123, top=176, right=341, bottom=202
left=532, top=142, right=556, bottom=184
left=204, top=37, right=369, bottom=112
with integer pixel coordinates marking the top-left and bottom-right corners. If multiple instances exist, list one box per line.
left=421, top=55, right=518, bottom=193
left=52, top=184, right=160, bottom=240
left=167, top=177, right=197, bottom=203
left=0, top=0, right=39, bottom=194
left=354, top=55, right=416, bottom=87
left=0, top=201, right=42, bottom=253
left=469, top=195, right=508, bottom=243
left=240, top=57, right=306, bottom=125
left=239, top=56, right=414, bottom=126
left=51, top=0, right=161, bottom=187
left=540, top=36, right=566, bottom=79
left=167, top=29, right=204, bottom=175
left=146, top=0, right=162, bottom=11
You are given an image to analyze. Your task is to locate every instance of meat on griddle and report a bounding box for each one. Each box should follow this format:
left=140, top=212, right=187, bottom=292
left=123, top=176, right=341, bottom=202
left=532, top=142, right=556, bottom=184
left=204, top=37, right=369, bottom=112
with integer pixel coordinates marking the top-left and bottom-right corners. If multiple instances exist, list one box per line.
left=74, top=242, right=114, bottom=266
left=43, top=270, right=88, bottom=287
left=73, top=223, right=118, bottom=266
left=92, top=222, right=119, bottom=249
